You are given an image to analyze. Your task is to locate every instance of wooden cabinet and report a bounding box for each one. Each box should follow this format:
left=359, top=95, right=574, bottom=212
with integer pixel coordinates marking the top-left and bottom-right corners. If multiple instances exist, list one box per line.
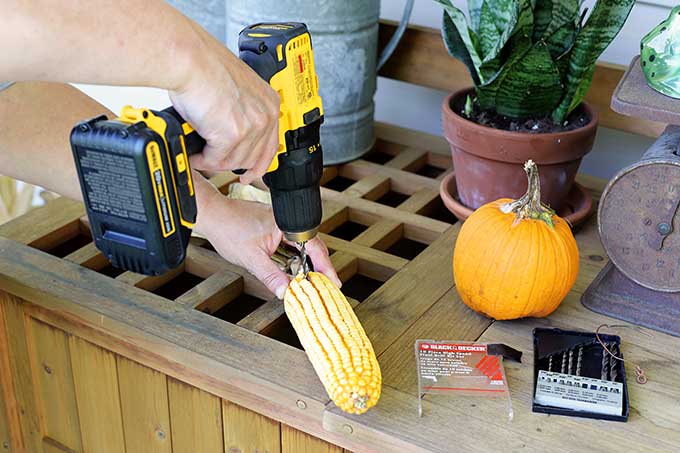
left=1, top=292, right=341, bottom=453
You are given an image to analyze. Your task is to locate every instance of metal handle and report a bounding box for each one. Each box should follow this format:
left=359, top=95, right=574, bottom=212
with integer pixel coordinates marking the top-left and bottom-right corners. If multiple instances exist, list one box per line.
left=377, top=0, right=414, bottom=71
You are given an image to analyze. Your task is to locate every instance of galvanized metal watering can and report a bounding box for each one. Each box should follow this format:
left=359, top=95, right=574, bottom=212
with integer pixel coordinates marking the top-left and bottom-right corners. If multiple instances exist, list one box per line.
left=226, top=0, right=414, bottom=164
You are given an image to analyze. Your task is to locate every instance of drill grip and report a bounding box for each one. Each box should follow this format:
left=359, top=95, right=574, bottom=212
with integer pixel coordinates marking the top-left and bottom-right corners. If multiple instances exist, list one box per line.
left=161, top=106, right=206, bottom=156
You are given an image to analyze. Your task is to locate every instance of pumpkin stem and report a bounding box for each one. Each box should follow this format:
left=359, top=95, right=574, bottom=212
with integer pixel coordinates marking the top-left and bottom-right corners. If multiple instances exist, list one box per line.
left=500, top=160, right=555, bottom=227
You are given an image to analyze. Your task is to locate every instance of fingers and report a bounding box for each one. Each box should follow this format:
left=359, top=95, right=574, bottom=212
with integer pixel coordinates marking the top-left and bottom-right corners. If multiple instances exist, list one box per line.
left=303, top=237, right=342, bottom=288
left=249, top=254, right=291, bottom=300
left=240, top=123, right=279, bottom=184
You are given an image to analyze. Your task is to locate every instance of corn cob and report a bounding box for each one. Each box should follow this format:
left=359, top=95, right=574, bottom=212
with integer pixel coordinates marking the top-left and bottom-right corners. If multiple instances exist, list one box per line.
left=284, top=272, right=381, bottom=414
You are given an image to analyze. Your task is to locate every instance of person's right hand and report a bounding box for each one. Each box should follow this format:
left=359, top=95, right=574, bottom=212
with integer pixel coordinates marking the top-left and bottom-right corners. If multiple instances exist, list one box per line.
left=169, top=22, right=280, bottom=184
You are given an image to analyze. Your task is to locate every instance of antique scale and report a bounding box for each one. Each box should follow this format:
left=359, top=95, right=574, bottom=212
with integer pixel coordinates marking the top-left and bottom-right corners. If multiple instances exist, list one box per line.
left=582, top=56, right=680, bottom=336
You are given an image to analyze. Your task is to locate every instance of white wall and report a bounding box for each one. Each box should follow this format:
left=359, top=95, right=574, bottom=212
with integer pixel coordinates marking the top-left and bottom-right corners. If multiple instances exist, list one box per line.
left=77, top=0, right=673, bottom=180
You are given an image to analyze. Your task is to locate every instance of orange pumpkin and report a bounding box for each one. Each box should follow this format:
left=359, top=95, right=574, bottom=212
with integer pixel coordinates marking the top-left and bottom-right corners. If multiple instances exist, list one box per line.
left=453, top=160, right=579, bottom=320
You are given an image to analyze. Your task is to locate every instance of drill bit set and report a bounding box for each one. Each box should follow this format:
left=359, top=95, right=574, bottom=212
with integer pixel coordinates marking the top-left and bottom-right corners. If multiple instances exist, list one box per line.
left=532, top=328, right=630, bottom=421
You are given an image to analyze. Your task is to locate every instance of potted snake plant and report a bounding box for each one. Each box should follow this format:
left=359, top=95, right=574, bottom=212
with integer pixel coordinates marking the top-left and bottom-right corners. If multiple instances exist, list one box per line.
left=435, top=0, right=634, bottom=217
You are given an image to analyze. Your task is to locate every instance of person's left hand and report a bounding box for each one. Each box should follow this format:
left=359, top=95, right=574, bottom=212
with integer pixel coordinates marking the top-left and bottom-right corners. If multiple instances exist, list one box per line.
left=193, top=174, right=340, bottom=299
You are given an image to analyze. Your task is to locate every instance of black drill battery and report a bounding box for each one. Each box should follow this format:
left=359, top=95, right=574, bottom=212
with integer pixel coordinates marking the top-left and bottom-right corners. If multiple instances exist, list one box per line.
left=70, top=107, right=202, bottom=275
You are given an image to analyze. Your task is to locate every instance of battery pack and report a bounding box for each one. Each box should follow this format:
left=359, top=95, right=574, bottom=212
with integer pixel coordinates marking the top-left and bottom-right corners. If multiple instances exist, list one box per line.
left=70, top=108, right=197, bottom=275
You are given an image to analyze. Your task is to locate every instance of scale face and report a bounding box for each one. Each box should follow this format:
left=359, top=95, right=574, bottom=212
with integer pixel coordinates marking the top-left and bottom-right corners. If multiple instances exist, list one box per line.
left=599, top=160, right=680, bottom=292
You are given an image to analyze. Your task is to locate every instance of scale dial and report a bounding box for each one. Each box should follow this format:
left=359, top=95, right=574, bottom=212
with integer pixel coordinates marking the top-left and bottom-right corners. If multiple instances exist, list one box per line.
left=599, top=160, right=680, bottom=292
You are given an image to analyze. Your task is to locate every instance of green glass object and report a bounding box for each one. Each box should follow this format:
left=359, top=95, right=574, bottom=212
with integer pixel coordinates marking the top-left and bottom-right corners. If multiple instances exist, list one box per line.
left=641, top=6, right=680, bottom=98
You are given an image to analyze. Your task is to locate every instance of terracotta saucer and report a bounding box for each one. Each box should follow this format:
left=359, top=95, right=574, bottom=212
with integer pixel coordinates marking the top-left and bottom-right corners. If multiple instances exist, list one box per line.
left=439, top=171, right=594, bottom=228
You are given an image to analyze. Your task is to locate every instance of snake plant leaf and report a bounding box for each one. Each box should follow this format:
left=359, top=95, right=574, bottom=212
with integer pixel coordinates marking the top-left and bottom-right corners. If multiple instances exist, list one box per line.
left=493, top=41, right=563, bottom=117
left=477, top=0, right=534, bottom=83
left=552, top=0, right=635, bottom=123
left=478, top=1, right=504, bottom=59
left=533, top=0, right=580, bottom=59
left=467, top=0, right=484, bottom=32
left=545, top=21, right=578, bottom=59
left=476, top=38, right=527, bottom=110
left=533, top=0, right=552, bottom=41
left=477, top=0, right=515, bottom=60
left=442, top=12, right=482, bottom=85
left=436, top=0, right=485, bottom=83
left=534, top=0, right=580, bottom=41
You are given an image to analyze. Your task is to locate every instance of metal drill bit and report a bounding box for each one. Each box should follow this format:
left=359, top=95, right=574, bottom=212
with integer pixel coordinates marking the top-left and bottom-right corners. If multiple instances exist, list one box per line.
left=568, top=349, right=574, bottom=375
left=601, top=344, right=610, bottom=381
left=298, top=241, right=310, bottom=277
left=561, top=351, right=567, bottom=374
left=548, top=354, right=553, bottom=372
left=609, top=343, right=619, bottom=383
left=576, top=346, right=583, bottom=376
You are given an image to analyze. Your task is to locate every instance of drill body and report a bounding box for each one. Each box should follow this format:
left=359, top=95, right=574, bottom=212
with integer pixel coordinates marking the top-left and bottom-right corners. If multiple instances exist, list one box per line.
left=70, top=22, right=324, bottom=275
left=239, top=23, right=324, bottom=243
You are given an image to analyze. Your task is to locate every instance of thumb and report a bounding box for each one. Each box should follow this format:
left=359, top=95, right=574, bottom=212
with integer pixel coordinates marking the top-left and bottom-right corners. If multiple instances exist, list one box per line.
left=249, top=255, right=291, bottom=300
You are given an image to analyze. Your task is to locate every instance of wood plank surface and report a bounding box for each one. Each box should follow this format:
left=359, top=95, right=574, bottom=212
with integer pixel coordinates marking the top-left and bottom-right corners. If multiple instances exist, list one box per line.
left=281, top=424, right=342, bottom=453
left=0, top=197, right=84, bottom=248
left=168, top=378, right=224, bottom=453
left=378, top=21, right=665, bottom=138
left=68, top=337, right=126, bottom=453
left=175, top=270, right=243, bottom=313
left=0, top=402, right=8, bottom=453
left=222, top=401, right=281, bottom=453
left=117, top=357, right=173, bottom=453
left=28, top=320, right=82, bottom=452
left=354, top=225, right=459, bottom=356
left=0, top=294, right=42, bottom=453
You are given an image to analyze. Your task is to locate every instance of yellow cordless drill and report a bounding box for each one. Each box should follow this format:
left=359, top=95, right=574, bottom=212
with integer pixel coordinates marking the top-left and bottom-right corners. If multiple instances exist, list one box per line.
left=70, top=23, right=324, bottom=275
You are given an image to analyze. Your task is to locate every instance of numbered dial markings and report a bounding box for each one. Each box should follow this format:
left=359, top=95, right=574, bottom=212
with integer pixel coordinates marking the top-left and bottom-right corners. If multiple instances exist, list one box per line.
left=599, top=162, right=680, bottom=292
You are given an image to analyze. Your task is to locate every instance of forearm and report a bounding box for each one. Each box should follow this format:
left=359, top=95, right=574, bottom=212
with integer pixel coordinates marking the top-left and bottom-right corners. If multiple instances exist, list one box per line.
left=0, top=82, right=111, bottom=199
left=0, top=81, right=221, bottom=235
left=1, top=0, right=200, bottom=91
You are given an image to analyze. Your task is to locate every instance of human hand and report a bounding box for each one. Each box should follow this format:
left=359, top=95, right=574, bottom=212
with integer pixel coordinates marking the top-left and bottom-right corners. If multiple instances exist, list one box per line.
left=170, top=22, right=280, bottom=184
left=193, top=175, right=340, bottom=299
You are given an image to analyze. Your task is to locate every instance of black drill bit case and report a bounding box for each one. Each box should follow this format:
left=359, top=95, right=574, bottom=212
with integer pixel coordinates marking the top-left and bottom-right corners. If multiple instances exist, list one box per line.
left=532, top=328, right=630, bottom=422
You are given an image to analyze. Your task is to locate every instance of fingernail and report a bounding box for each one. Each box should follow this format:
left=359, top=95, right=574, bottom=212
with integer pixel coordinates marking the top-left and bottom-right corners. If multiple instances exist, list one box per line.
left=275, top=286, right=286, bottom=300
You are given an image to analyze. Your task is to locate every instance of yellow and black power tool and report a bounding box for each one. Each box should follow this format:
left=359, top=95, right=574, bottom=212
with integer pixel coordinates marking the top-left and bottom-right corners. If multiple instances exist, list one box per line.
left=70, top=23, right=324, bottom=275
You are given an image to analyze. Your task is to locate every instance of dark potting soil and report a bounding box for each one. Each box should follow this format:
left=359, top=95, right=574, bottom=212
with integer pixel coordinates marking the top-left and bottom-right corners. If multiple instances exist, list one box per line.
left=458, top=100, right=590, bottom=134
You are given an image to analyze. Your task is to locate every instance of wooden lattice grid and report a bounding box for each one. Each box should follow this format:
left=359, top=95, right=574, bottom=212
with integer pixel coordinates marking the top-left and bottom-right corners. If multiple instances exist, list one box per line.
left=21, top=125, right=458, bottom=350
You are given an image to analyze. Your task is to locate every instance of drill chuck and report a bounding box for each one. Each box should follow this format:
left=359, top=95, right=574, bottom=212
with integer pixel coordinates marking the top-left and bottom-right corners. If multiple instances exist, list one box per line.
left=263, top=136, right=323, bottom=242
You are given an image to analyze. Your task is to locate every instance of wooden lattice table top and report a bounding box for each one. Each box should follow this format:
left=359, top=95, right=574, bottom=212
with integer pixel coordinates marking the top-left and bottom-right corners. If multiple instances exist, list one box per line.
left=0, top=122, right=678, bottom=452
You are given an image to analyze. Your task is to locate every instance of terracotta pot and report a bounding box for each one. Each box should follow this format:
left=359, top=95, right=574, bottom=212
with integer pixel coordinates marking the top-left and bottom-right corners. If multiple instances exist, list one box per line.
left=441, top=88, right=599, bottom=211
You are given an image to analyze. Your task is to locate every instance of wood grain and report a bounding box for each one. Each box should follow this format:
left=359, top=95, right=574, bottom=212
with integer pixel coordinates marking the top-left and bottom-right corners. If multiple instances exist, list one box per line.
left=378, top=21, right=665, bottom=138
left=168, top=378, right=224, bottom=453
left=281, top=424, right=342, bottom=453
left=0, top=197, right=84, bottom=248
left=175, top=270, right=243, bottom=313
left=69, top=336, right=126, bottom=453
left=117, top=357, right=173, bottom=453
left=222, top=401, right=281, bottom=453
left=0, top=294, right=42, bottom=453
left=28, top=319, right=82, bottom=452
left=0, top=398, right=8, bottom=453
left=354, top=225, right=459, bottom=355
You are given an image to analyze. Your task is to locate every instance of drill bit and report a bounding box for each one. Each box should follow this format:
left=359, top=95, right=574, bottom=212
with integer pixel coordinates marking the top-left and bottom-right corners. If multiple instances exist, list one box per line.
left=297, top=241, right=310, bottom=277
left=548, top=354, right=553, bottom=372
left=609, top=343, right=619, bottom=383
left=576, top=346, right=583, bottom=376
left=601, top=344, right=610, bottom=381
left=567, top=349, right=574, bottom=375
left=561, top=351, right=567, bottom=374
